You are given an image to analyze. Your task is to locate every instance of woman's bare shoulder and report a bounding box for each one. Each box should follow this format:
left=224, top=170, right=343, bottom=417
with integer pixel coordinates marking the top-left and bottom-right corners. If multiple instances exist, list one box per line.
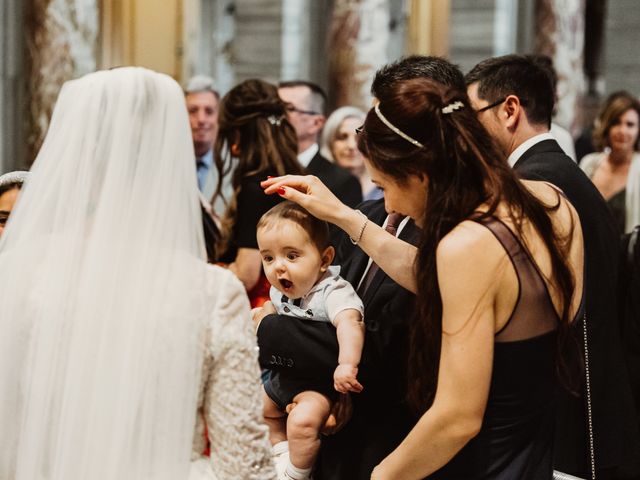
left=520, top=179, right=582, bottom=237
left=436, top=219, right=507, bottom=277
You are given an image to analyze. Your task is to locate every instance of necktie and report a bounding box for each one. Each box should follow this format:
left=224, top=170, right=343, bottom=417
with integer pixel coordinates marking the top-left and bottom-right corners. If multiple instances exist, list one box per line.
left=357, top=213, right=404, bottom=296
left=196, top=159, right=206, bottom=189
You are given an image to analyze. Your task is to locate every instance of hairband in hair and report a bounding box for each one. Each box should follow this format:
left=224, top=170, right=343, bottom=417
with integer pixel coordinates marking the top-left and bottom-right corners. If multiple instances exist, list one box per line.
left=442, top=101, right=464, bottom=114
left=0, top=171, right=29, bottom=189
left=267, top=114, right=284, bottom=126
left=373, top=103, right=424, bottom=148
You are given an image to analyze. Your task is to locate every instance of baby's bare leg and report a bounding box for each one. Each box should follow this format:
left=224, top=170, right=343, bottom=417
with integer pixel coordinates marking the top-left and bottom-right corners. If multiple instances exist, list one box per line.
left=287, top=390, right=332, bottom=470
left=263, top=387, right=287, bottom=445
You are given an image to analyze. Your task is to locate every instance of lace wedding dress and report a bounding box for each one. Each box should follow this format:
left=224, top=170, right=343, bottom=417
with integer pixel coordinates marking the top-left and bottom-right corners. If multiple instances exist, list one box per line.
left=190, top=266, right=276, bottom=480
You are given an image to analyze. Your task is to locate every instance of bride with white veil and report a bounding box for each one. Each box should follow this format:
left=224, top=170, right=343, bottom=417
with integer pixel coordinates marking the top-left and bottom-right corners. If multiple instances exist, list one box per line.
left=0, top=67, right=276, bottom=480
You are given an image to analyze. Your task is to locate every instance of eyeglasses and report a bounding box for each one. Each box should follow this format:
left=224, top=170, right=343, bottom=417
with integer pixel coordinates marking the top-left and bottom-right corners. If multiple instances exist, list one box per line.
left=285, top=105, right=320, bottom=116
left=476, top=97, right=507, bottom=113
left=355, top=125, right=364, bottom=135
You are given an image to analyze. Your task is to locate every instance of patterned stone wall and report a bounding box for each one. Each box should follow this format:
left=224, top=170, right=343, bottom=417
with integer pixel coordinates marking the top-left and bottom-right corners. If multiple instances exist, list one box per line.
left=27, top=0, right=98, bottom=162
left=603, top=0, right=640, bottom=97
left=234, top=0, right=283, bottom=83
left=534, top=0, right=586, bottom=133
left=449, top=0, right=495, bottom=73
left=327, top=0, right=390, bottom=111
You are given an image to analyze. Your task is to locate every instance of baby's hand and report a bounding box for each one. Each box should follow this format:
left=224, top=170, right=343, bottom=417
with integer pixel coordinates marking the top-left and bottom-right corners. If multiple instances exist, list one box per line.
left=251, top=301, right=276, bottom=331
left=333, top=364, right=363, bottom=393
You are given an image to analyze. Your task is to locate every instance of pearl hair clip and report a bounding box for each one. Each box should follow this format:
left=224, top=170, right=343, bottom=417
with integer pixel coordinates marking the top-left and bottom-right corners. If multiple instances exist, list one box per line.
left=442, top=101, right=464, bottom=114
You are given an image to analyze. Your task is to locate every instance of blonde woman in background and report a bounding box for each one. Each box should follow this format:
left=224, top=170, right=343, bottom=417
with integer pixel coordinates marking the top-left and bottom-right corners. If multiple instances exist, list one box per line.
left=321, top=106, right=382, bottom=201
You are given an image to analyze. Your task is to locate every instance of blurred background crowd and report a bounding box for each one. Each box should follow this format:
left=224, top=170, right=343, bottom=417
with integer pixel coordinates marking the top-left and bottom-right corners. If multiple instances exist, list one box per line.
left=0, top=0, right=638, bottom=175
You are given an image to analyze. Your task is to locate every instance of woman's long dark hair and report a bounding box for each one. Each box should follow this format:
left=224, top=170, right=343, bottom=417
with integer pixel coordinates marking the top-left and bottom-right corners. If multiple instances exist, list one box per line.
left=213, top=79, right=303, bottom=254
left=358, top=78, right=578, bottom=415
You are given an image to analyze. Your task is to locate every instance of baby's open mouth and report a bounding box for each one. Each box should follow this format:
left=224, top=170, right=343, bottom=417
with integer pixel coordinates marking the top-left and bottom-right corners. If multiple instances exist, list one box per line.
left=279, top=279, right=293, bottom=290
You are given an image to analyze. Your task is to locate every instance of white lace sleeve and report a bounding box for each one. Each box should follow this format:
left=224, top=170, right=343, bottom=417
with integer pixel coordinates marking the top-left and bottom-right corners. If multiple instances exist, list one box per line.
left=201, top=267, right=277, bottom=480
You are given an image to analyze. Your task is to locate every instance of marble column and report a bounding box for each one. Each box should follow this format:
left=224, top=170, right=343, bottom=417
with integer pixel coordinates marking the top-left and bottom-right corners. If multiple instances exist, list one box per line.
left=0, top=0, right=28, bottom=172
left=327, top=0, right=390, bottom=111
left=26, top=0, right=98, bottom=163
left=583, top=0, right=606, bottom=96
left=407, top=0, right=450, bottom=57
left=534, top=0, right=586, bottom=134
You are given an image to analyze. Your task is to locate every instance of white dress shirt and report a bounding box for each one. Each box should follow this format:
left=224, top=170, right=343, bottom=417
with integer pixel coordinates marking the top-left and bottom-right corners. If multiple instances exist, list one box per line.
left=297, top=143, right=319, bottom=168
left=507, top=132, right=556, bottom=167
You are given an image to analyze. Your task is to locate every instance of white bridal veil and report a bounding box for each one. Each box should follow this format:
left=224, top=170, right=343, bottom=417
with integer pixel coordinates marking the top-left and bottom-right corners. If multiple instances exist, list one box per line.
left=0, top=68, right=209, bottom=479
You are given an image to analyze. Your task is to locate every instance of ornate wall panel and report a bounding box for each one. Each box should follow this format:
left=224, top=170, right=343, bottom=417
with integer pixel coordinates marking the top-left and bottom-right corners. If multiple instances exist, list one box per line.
left=27, top=0, right=98, bottom=162
left=534, top=0, right=586, bottom=133
left=327, top=0, right=390, bottom=111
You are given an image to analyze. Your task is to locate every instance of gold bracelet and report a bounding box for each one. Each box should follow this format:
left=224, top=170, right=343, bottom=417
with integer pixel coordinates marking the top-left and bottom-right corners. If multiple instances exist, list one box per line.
left=349, top=211, right=368, bottom=245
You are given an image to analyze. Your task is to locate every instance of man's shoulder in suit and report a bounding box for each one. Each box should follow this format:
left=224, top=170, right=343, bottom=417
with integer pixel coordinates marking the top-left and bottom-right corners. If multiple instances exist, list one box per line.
left=307, top=152, right=362, bottom=208
left=358, top=198, right=387, bottom=223
left=514, top=139, right=579, bottom=178
left=514, top=139, right=607, bottom=209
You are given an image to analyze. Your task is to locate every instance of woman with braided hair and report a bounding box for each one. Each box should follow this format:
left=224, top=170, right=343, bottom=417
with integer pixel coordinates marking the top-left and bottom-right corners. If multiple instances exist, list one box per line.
left=214, top=79, right=304, bottom=307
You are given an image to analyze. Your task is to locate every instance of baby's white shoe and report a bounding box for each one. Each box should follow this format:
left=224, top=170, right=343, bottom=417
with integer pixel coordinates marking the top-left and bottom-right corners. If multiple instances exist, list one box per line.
left=271, top=441, right=289, bottom=479
left=283, top=461, right=313, bottom=480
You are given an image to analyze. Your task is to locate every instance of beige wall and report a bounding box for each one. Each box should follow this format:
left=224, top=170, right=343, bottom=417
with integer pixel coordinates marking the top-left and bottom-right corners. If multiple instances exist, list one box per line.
left=101, top=0, right=184, bottom=80
left=407, top=0, right=450, bottom=56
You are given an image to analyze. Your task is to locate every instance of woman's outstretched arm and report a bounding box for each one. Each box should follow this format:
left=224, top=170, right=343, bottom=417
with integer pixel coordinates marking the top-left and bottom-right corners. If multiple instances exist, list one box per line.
left=261, top=175, right=418, bottom=293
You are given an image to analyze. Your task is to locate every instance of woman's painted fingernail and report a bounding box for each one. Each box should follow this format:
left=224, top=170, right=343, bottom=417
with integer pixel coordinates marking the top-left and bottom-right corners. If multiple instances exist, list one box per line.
left=267, top=176, right=274, bottom=179
left=277, top=187, right=286, bottom=196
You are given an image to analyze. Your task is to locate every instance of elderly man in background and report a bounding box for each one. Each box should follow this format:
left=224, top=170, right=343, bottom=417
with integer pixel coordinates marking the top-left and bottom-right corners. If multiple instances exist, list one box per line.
left=184, top=76, right=225, bottom=261
left=185, top=75, right=233, bottom=217
left=278, top=80, right=362, bottom=208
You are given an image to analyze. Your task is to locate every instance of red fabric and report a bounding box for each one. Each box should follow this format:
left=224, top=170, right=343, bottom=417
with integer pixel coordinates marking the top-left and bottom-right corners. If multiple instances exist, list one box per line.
left=248, top=274, right=271, bottom=308
left=202, top=416, right=210, bottom=456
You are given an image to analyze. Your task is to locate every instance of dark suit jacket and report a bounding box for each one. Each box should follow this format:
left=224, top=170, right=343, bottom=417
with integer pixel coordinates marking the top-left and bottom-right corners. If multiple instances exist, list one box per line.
left=257, top=200, right=417, bottom=480
left=200, top=204, right=220, bottom=263
left=514, top=139, right=640, bottom=476
left=307, top=151, right=362, bottom=209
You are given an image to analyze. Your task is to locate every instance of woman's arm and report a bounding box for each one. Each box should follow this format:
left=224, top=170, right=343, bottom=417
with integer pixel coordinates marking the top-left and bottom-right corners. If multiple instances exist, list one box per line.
left=262, top=175, right=418, bottom=293
left=371, top=223, right=507, bottom=479
left=228, top=247, right=263, bottom=291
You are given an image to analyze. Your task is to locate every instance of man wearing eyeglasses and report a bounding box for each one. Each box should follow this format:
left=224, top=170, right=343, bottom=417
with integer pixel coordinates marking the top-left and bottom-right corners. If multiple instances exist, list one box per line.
left=466, top=54, right=640, bottom=480
left=278, top=80, right=362, bottom=209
